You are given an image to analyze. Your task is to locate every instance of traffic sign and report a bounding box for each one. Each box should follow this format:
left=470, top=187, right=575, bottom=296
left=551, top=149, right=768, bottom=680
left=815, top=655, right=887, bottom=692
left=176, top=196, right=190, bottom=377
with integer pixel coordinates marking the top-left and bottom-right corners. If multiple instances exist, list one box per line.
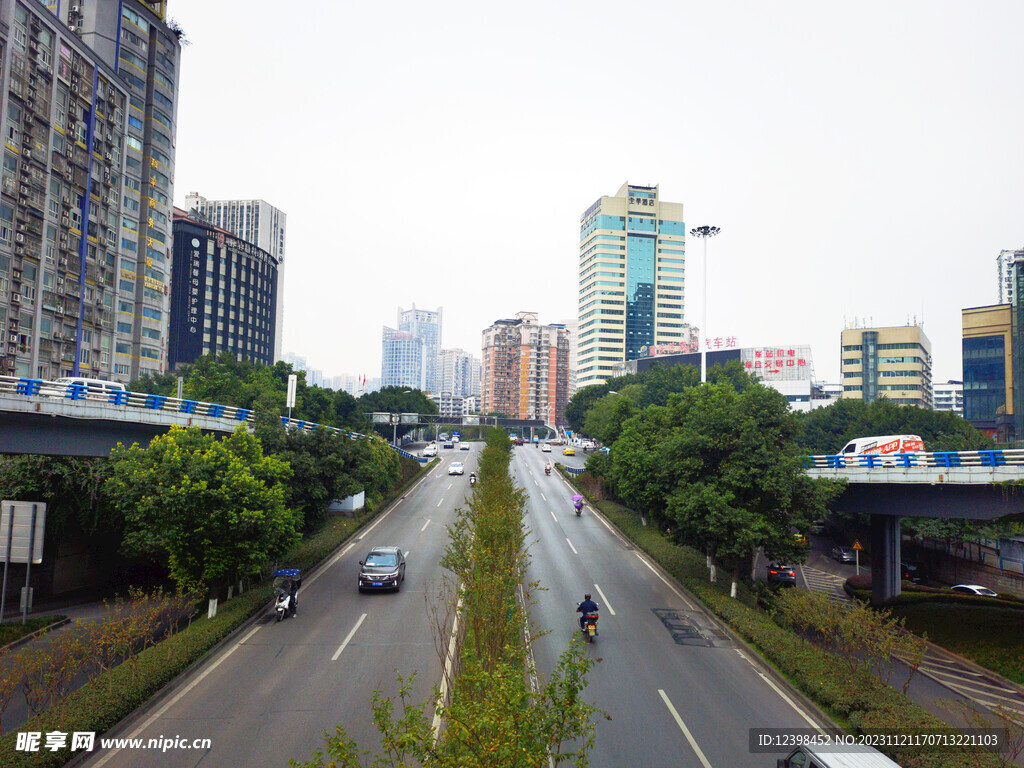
left=852, top=540, right=863, bottom=550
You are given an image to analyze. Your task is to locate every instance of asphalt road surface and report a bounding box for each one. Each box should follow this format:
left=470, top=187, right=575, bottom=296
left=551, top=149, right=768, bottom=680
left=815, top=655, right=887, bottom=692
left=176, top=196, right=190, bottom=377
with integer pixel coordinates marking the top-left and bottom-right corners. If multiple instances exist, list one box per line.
left=515, top=446, right=831, bottom=768
left=82, top=447, right=477, bottom=768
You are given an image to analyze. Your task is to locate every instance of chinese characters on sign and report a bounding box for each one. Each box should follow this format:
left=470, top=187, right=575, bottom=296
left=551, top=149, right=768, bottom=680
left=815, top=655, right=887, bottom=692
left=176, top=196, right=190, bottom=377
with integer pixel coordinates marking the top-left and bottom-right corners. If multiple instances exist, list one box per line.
left=188, top=239, right=202, bottom=334
left=645, top=337, right=739, bottom=357
left=628, top=196, right=655, bottom=207
left=739, top=346, right=813, bottom=381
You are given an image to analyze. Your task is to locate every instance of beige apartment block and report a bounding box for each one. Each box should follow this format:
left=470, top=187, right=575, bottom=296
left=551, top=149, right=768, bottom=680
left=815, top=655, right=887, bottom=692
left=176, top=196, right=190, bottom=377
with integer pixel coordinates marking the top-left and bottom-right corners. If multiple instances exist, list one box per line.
left=840, top=324, right=932, bottom=407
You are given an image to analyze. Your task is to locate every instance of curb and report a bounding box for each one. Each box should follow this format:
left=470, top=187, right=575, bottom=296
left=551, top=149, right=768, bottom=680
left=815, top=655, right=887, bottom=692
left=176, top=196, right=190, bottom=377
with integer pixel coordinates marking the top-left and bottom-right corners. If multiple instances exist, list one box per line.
left=0, top=617, right=71, bottom=653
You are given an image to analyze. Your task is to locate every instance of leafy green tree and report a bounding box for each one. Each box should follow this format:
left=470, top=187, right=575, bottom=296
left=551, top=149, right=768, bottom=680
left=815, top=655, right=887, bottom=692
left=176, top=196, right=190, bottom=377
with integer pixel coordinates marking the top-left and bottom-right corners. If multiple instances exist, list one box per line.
left=795, top=397, right=994, bottom=454
left=104, top=426, right=300, bottom=596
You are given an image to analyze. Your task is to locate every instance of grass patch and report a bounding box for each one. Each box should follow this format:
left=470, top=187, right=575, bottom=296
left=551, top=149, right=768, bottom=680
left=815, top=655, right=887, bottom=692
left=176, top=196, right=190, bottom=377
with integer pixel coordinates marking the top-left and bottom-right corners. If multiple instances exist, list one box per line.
left=0, top=616, right=68, bottom=648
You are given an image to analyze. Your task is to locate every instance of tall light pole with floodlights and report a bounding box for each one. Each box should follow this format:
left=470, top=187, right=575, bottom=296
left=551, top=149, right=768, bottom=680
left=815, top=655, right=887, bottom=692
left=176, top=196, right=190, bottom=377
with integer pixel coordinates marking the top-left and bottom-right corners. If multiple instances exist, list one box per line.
left=689, top=226, right=721, bottom=384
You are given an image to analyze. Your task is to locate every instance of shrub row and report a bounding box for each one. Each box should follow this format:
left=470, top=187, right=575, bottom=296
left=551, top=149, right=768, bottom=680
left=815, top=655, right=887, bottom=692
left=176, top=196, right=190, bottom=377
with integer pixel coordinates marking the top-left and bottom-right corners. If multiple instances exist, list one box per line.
left=0, top=457, right=429, bottom=768
left=568, top=479, right=1004, bottom=768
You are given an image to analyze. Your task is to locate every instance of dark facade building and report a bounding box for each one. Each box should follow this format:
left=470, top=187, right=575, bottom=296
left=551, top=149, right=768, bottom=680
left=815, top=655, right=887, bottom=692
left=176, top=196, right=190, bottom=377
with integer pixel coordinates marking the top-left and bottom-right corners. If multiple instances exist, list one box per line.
left=169, top=209, right=277, bottom=369
left=962, top=304, right=1012, bottom=442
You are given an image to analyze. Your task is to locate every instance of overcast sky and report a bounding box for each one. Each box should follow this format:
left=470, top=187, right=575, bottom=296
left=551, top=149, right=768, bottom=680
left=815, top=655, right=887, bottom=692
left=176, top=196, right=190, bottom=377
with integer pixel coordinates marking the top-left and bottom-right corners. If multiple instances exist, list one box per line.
left=168, top=0, right=1024, bottom=385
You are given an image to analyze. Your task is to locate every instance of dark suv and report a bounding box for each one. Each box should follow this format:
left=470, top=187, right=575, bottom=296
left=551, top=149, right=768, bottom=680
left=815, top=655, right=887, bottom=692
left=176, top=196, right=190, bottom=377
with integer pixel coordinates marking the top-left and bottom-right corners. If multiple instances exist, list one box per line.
left=358, top=546, right=406, bottom=592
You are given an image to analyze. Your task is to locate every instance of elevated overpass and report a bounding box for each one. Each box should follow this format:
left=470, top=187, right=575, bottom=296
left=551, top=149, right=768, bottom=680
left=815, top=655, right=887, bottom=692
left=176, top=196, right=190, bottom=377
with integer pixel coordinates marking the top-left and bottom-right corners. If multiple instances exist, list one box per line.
left=807, top=449, right=1024, bottom=602
left=0, top=376, right=549, bottom=458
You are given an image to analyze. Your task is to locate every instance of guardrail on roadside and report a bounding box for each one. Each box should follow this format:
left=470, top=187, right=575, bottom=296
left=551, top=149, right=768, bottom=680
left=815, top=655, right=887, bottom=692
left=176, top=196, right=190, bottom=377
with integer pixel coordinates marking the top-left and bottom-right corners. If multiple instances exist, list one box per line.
left=0, top=375, right=373, bottom=442
left=805, top=449, right=1024, bottom=469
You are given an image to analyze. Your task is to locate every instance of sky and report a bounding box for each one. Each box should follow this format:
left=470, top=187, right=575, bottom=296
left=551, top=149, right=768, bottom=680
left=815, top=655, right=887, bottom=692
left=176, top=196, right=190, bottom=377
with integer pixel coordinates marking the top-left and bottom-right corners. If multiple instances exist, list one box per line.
left=167, top=0, right=1024, bottom=385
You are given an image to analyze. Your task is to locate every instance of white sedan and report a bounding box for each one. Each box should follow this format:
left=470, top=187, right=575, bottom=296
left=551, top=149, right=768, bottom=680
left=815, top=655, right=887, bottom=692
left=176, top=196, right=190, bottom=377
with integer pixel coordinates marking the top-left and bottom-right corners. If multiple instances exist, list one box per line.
left=541, top=443, right=551, bottom=452
left=448, top=462, right=465, bottom=476
left=950, top=584, right=997, bottom=597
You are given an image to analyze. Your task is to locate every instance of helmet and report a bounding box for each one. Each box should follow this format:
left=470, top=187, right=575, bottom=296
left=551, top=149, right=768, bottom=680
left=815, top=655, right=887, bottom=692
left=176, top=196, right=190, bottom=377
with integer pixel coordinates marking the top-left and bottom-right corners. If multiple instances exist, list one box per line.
left=584, top=593, right=591, bottom=600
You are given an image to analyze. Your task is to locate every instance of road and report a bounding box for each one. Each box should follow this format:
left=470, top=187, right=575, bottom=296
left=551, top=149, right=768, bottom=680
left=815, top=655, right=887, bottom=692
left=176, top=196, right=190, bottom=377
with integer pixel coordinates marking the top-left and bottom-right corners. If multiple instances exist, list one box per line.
left=516, top=445, right=830, bottom=768
left=82, top=445, right=477, bottom=768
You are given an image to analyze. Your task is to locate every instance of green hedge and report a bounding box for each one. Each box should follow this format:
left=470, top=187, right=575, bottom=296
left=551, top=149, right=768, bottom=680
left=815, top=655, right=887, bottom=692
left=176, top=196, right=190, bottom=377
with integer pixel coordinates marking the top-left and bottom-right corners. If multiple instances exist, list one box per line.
left=0, top=460, right=430, bottom=768
left=0, top=616, right=68, bottom=648
left=569, top=479, right=1003, bottom=768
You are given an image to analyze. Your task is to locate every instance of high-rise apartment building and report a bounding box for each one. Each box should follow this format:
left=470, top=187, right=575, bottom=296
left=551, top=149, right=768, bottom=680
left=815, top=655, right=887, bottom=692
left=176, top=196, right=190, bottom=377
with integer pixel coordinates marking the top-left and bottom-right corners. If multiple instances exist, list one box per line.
left=381, top=326, right=425, bottom=390
left=168, top=209, right=278, bottom=369
left=185, top=192, right=286, bottom=361
left=397, top=304, right=441, bottom=392
left=0, top=1, right=178, bottom=383
left=438, top=347, right=476, bottom=398
left=577, top=182, right=686, bottom=388
left=558, top=317, right=578, bottom=398
left=481, top=311, right=569, bottom=425
left=840, top=324, right=933, bottom=408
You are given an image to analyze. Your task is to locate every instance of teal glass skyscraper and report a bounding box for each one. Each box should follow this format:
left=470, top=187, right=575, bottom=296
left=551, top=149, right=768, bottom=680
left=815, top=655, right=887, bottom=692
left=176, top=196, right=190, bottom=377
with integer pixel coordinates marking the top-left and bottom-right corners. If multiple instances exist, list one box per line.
left=577, top=183, right=686, bottom=387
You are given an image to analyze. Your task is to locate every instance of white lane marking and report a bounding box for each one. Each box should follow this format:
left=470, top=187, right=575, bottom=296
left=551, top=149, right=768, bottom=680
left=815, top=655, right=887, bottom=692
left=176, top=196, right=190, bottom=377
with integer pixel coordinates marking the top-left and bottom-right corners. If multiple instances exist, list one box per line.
left=593, top=584, right=615, bottom=616
left=541, top=493, right=547, bottom=501
left=734, top=649, right=823, bottom=729
left=550, top=510, right=558, bottom=522
left=433, top=595, right=463, bottom=742
left=447, top=482, right=452, bottom=490
left=437, top=497, right=444, bottom=507
left=332, top=613, right=367, bottom=661
left=633, top=551, right=697, bottom=611
left=566, top=538, right=578, bottom=555
left=421, top=519, right=431, bottom=531
left=658, top=689, right=713, bottom=768
left=535, top=480, right=539, bottom=487
left=93, top=623, right=263, bottom=766
left=404, top=551, right=411, bottom=560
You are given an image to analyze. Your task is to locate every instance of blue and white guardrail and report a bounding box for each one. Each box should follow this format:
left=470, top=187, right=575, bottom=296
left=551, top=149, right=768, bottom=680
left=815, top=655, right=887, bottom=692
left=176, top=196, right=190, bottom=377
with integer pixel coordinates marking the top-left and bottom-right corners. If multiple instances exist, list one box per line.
left=805, top=449, right=1024, bottom=469
left=0, top=375, right=372, bottom=441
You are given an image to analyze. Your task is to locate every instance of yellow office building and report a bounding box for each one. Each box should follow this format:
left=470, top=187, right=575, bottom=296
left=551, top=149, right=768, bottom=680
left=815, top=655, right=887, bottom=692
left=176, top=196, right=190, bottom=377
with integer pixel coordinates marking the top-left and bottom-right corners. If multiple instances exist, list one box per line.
left=840, top=324, right=933, bottom=408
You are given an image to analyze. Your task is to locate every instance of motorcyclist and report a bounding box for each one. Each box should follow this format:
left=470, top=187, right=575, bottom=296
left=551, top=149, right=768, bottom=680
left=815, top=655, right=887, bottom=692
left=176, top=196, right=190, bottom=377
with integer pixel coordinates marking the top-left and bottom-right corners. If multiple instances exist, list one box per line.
left=274, top=572, right=301, bottom=617
left=544, top=462, right=552, bottom=475
left=577, top=593, right=599, bottom=630
left=469, top=472, right=477, bottom=485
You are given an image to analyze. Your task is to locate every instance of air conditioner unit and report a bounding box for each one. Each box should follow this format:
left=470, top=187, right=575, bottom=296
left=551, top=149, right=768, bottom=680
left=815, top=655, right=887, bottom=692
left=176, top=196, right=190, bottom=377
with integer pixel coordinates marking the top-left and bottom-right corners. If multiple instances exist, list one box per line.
left=21, top=149, right=31, bottom=159
left=11, top=294, right=20, bottom=303
left=104, top=152, right=111, bottom=161
left=15, top=234, right=25, bottom=244
left=7, top=334, right=16, bottom=343
left=56, top=305, right=64, bottom=314
left=68, top=26, right=79, bottom=33
left=71, top=4, right=81, bottom=12
left=18, top=185, right=28, bottom=196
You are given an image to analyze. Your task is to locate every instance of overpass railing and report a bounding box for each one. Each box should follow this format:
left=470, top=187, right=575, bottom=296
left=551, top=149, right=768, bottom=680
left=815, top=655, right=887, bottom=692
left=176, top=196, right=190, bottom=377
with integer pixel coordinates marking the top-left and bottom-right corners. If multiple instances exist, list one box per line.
left=805, top=449, right=1024, bottom=469
left=0, top=375, right=366, bottom=440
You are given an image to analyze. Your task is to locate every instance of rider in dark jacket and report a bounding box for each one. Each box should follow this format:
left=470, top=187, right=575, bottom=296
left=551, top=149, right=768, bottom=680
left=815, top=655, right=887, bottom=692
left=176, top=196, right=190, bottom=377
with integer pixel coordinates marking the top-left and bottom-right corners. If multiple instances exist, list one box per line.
left=576, top=593, right=599, bottom=630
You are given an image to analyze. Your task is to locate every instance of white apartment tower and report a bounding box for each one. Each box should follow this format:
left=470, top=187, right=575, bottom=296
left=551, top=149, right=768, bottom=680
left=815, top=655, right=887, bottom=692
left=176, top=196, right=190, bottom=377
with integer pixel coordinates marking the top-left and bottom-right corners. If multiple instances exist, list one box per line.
left=185, top=192, right=287, bottom=361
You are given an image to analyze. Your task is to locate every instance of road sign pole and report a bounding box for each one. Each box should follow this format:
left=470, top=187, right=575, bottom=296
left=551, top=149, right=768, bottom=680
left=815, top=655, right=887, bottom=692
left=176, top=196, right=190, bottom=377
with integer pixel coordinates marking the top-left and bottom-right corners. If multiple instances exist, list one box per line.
left=0, top=504, right=13, bottom=622
left=23, top=504, right=38, bottom=624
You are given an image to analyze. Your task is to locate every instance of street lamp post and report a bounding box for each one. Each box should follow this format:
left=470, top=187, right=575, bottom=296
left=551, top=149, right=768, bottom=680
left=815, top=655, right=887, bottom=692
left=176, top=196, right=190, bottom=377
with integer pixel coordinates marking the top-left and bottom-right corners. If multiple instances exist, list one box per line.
left=689, top=225, right=721, bottom=384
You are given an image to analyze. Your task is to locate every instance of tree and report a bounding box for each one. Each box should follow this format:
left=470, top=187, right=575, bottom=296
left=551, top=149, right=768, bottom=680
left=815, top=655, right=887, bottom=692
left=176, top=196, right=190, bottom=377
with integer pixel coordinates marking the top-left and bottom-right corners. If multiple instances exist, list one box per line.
left=795, top=397, right=994, bottom=455
left=104, top=426, right=300, bottom=596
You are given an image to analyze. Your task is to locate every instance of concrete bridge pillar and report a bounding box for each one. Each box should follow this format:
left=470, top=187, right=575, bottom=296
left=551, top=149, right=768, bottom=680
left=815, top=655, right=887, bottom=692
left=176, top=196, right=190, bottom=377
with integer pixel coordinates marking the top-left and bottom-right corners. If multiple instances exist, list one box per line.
left=870, top=514, right=901, bottom=604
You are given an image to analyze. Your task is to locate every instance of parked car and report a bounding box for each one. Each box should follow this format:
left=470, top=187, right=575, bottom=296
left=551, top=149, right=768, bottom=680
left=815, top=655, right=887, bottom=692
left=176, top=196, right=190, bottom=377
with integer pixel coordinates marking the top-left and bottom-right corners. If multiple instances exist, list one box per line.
left=563, top=447, right=575, bottom=456
left=950, top=584, right=998, bottom=597
left=448, top=462, right=464, bottom=475
left=830, top=545, right=857, bottom=563
left=358, top=546, right=406, bottom=592
left=767, top=563, right=797, bottom=585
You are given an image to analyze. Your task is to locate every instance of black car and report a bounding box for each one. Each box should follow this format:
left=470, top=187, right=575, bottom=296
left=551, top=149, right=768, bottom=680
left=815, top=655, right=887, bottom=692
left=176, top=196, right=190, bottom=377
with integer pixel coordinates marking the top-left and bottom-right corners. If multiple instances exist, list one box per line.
left=443, top=442, right=454, bottom=449
left=767, top=562, right=797, bottom=585
left=901, top=560, right=924, bottom=584
left=358, top=546, right=406, bottom=592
